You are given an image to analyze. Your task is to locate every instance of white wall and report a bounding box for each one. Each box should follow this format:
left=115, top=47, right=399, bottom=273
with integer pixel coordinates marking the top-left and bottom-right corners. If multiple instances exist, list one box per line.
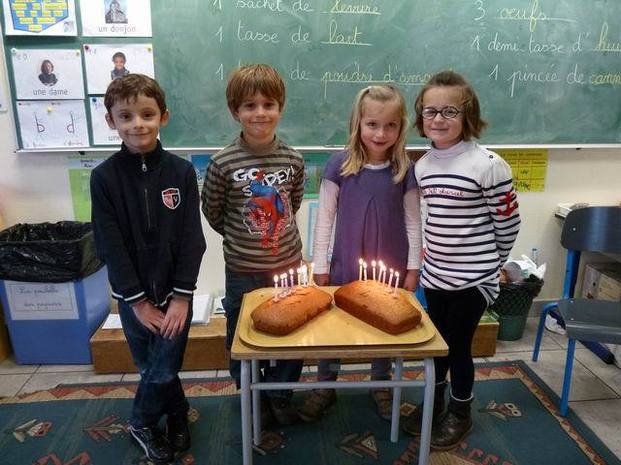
left=1, top=39, right=620, bottom=302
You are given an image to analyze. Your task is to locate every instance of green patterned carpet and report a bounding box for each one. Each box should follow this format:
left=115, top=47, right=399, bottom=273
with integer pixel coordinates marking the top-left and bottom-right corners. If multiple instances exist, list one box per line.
left=0, top=361, right=619, bottom=465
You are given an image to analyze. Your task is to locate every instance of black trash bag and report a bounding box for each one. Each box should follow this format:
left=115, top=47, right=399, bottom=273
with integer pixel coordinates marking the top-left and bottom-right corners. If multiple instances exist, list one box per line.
left=489, top=275, right=544, bottom=317
left=0, top=221, right=104, bottom=283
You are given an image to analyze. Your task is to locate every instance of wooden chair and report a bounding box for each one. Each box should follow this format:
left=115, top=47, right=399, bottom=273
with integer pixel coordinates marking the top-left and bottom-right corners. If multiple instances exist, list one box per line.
left=531, top=206, right=621, bottom=416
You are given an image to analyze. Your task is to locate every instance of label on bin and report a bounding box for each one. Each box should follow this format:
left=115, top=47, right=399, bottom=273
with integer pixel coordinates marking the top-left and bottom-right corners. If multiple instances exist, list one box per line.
left=4, top=281, right=79, bottom=320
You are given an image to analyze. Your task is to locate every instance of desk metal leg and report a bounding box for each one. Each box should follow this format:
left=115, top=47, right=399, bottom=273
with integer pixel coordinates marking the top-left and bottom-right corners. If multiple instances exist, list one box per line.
left=419, top=358, right=436, bottom=465
left=251, top=360, right=261, bottom=445
left=390, top=357, right=403, bottom=442
left=240, top=360, right=253, bottom=465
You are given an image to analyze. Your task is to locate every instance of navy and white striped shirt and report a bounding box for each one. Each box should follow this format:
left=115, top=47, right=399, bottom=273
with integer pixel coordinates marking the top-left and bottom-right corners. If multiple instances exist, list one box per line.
left=415, top=141, right=521, bottom=305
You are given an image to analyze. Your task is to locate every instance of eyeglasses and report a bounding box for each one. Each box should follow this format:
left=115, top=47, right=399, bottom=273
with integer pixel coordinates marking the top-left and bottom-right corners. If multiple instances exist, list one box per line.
left=421, top=106, right=463, bottom=120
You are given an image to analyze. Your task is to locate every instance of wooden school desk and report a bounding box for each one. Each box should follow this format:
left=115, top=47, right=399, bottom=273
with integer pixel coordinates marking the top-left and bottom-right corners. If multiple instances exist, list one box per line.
left=231, top=287, right=449, bottom=465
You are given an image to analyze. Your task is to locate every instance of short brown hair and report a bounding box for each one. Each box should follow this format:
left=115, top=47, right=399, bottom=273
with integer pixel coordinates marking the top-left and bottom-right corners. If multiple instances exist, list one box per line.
left=226, top=64, right=285, bottom=113
left=414, top=70, right=487, bottom=141
left=104, top=74, right=167, bottom=114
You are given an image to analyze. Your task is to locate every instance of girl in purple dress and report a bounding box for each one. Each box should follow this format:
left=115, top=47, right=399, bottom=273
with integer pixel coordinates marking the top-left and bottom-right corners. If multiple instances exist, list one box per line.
left=299, top=85, right=422, bottom=422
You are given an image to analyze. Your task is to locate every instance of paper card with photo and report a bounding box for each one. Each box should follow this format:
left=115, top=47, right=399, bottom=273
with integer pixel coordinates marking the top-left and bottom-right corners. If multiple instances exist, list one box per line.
left=83, top=43, right=154, bottom=95
left=16, top=100, right=89, bottom=149
left=89, top=96, right=122, bottom=146
left=2, top=0, right=77, bottom=36
left=11, top=48, right=84, bottom=100
left=80, top=0, right=152, bottom=37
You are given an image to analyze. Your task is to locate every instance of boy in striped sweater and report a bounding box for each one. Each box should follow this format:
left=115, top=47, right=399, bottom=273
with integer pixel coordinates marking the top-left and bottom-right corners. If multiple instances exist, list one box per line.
left=403, top=71, right=520, bottom=449
left=201, top=64, right=304, bottom=425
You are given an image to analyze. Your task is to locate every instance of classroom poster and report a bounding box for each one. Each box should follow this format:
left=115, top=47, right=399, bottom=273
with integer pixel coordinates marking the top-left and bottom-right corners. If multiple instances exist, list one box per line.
left=306, top=201, right=334, bottom=262
left=89, top=96, right=121, bottom=145
left=16, top=100, right=89, bottom=149
left=68, top=155, right=106, bottom=221
left=83, top=43, right=154, bottom=95
left=190, top=154, right=213, bottom=191
left=303, top=152, right=331, bottom=198
left=11, top=48, right=84, bottom=100
left=80, top=0, right=152, bottom=37
left=497, top=149, right=548, bottom=192
left=2, top=0, right=77, bottom=36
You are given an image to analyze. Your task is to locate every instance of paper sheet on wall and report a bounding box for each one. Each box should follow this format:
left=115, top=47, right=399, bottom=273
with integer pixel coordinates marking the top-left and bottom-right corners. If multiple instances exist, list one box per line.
left=16, top=100, right=89, bottom=149
left=80, top=0, right=152, bottom=37
left=83, top=43, right=154, bottom=95
left=303, top=152, right=331, bottom=199
left=497, top=149, right=548, bottom=192
left=306, top=201, right=334, bottom=262
left=2, top=0, right=77, bottom=36
left=190, top=154, right=213, bottom=191
left=68, top=155, right=106, bottom=221
left=11, top=48, right=84, bottom=100
left=89, top=96, right=122, bottom=145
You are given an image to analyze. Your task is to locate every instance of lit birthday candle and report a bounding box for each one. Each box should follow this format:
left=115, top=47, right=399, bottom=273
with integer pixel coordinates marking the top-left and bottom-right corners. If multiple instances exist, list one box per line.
left=393, top=271, right=400, bottom=293
left=289, top=268, right=295, bottom=287
left=378, top=261, right=385, bottom=283
left=372, top=260, right=377, bottom=281
left=301, top=264, right=308, bottom=286
left=273, top=275, right=279, bottom=301
left=388, top=268, right=394, bottom=287
left=280, top=273, right=287, bottom=289
left=363, top=261, right=368, bottom=281
left=358, top=258, right=363, bottom=280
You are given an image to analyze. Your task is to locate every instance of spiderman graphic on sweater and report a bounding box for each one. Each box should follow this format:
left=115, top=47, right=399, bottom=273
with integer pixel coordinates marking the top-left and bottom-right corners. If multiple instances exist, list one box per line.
left=246, top=170, right=288, bottom=251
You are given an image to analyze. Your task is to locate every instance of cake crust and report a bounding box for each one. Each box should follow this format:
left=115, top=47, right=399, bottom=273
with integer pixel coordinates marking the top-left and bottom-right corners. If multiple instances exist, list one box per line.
left=334, top=280, right=422, bottom=335
left=251, top=286, right=333, bottom=336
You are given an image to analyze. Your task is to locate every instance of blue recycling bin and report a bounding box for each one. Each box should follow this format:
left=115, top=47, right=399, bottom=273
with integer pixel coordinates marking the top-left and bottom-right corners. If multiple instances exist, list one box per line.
left=0, top=266, right=110, bottom=364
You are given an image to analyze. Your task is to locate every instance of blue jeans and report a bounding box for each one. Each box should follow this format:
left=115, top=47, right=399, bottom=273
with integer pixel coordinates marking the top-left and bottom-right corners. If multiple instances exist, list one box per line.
left=223, top=267, right=303, bottom=398
left=119, top=300, right=192, bottom=428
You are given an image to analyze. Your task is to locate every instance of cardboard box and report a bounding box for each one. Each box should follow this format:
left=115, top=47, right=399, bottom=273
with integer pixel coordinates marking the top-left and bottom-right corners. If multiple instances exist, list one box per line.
left=91, top=313, right=498, bottom=373
left=91, top=317, right=228, bottom=373
left=581, top=263, right=621, bottom=301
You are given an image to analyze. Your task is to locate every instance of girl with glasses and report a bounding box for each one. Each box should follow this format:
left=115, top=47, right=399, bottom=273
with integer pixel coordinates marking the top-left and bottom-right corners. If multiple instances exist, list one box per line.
left=403, top=71, right=521, bottom=450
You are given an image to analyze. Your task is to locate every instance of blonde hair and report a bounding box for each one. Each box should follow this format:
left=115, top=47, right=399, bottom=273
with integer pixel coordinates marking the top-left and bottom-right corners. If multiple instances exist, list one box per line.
left=226, top=64, right=285, bottom=113
left=341, top=85, right=410, bottom=183
left=414, top=70, right=488, bottom=141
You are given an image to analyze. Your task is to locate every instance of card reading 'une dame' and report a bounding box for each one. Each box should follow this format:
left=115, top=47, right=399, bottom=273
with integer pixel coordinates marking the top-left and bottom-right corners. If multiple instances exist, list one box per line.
left=11, top=48, right=84, bottom=100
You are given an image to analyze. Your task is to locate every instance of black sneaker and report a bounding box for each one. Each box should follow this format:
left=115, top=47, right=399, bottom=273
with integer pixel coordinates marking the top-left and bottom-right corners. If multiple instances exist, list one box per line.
left=129, top=425, right=173, bottom=464
left=166, top=412, right=191, bottom=453
left=268, top=397, right=299, bottom=426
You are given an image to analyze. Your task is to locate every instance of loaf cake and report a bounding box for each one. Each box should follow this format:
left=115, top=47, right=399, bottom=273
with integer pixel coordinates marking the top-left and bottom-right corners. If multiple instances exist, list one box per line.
left=334, top=280, right=422, bottom=335
left=251, top=286, right=333, bottom=336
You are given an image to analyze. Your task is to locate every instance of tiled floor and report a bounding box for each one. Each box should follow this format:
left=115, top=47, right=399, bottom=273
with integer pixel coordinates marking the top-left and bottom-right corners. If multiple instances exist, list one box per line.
left=1, top=317, right=620, bottom=458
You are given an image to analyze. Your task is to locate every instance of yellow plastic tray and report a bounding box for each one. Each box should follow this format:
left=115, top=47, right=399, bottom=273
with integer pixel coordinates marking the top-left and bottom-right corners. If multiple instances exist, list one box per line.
left=238, top=286, right=435, bottom=348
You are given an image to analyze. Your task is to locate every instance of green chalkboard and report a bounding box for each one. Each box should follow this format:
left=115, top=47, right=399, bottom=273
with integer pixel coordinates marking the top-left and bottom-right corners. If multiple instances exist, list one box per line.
left=4, top=0, right=621, bottom=148
left=149, top=0, right=621, bottom=147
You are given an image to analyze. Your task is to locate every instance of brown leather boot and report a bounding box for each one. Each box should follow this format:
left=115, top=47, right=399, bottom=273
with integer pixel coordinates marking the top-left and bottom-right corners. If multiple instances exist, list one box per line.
left=430, top=396, right=473, bottom=451
left=402, top=381, right=447, bottom=436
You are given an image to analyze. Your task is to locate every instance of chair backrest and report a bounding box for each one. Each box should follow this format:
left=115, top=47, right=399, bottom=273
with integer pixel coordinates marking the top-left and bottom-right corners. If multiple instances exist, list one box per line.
left=561, top=207, right=621, bottom=254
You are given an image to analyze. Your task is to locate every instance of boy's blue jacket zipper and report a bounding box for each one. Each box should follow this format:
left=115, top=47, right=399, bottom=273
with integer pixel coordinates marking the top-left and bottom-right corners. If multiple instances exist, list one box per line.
left=90, top=141, right=206, bottom=307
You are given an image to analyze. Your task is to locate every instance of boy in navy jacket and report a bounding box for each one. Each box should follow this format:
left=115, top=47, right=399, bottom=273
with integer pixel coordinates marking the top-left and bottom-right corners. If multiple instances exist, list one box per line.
left=90, top=74, right=206, bottom=463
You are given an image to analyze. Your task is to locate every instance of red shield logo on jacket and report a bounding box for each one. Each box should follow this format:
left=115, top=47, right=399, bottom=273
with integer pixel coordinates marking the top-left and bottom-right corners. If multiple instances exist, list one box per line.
left=161, top=188, right=181, bottom=210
